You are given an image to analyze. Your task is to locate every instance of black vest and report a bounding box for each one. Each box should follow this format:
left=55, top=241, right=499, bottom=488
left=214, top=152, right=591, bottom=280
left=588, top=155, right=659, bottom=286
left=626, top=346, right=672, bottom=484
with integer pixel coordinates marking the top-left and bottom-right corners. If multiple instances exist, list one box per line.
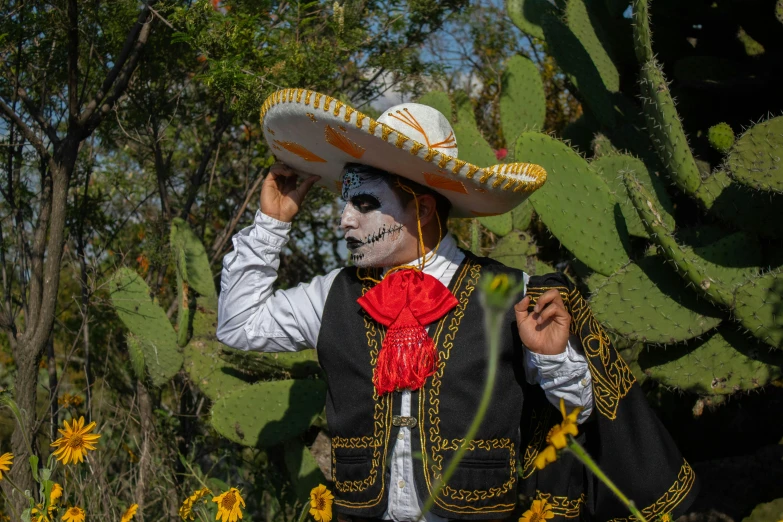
left=317, top=252, right=527, bottom=520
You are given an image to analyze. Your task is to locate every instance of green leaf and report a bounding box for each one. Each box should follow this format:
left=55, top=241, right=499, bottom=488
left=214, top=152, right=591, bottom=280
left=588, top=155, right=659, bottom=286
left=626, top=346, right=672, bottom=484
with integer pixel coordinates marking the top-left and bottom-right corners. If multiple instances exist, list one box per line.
left=29, top=455, right=39, bottom=482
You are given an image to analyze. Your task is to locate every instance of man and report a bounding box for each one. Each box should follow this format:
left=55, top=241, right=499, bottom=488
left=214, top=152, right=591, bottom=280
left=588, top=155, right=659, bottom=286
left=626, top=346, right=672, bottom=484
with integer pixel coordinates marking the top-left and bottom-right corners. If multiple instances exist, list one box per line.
left=218, top=90, right=697, bottom=521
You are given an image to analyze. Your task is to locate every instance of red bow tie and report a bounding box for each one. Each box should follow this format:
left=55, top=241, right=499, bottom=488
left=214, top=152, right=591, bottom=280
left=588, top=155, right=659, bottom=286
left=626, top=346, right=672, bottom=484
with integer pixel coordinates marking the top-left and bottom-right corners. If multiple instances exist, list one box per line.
left=357, top=269, right=459, bottom=395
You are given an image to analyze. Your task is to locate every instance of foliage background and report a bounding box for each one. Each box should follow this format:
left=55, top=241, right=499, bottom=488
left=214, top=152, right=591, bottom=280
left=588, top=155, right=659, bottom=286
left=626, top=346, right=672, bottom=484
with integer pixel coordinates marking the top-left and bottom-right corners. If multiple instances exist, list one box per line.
left=0, top=0, right=781, bottom=520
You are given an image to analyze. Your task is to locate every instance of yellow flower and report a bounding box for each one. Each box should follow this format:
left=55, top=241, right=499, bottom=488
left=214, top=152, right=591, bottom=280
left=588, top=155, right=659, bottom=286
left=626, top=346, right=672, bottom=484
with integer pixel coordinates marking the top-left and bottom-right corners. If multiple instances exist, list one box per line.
left=0, top=452, right=12, bottom=480
left=121, top=503, right=139, bottom=522
left=659, top=514, right=672, bottom=522
left=62, top=506, right=86, bottom=522
left=58, top=393, right=84, bottom=408
left=309, top=484, right=334, bottom=522
left=50, top=416, right=101, bottom=465
left=533, top=398, right=581, bottom=470
left=50, top=483, right=63, bottom=504
left=519, top=498, right=555, bottom=522
left=212, top=487, right=245, bottom=522
left=30, top=504, right=50, bottom=522
left=179, top=487, right=211, bottom=520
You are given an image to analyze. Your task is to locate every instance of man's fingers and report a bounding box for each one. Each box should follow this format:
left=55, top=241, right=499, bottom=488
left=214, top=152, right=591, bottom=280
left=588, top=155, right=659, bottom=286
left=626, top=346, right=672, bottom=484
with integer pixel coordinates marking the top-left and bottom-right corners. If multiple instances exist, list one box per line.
left=297, top=174, right=321, bottom=195
left=536, top=303, right=561, bottom=324
left=514, top=296, right=530, bottom=322
left=533, top=289, right=561, bottom=313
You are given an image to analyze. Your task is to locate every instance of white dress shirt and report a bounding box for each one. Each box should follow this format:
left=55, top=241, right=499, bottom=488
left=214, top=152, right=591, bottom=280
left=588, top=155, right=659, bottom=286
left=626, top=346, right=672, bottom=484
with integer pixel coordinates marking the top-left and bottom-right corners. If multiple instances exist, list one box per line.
left=217, top=211, right=594, bottom=522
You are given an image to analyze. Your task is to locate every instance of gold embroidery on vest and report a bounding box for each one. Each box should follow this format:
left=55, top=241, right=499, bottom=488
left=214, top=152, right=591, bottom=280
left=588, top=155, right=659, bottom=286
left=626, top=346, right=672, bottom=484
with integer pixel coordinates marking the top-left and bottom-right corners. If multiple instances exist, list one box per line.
left=606, top=460, right=695, bottom=522
left=535, top=492, right=586, bottom=518
left=525, top=286, right=636, bottom=420
left=333, top=281, right=393, bottom=508
left=418, top=261, right=517, bottom=514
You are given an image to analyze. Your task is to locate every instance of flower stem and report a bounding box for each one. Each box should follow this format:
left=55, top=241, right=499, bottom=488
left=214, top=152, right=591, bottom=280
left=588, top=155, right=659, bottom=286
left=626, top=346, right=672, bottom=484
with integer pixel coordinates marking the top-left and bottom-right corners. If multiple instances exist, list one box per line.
left=297, top=501, right=311, bottom=522
left=566, top=437, right=650, bottom=522
left=418, top=294, right=505, bottom=520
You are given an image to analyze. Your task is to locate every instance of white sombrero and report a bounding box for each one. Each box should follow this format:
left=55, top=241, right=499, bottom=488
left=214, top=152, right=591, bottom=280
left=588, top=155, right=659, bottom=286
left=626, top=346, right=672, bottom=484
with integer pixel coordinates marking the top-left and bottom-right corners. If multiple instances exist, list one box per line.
left=260, top=88, right=546, bottom=217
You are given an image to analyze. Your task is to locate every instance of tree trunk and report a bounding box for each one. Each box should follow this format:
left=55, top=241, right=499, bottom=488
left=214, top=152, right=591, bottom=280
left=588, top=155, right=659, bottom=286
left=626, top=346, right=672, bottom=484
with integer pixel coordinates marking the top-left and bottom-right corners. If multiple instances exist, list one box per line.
left=8, top=343, right=41, bottom=506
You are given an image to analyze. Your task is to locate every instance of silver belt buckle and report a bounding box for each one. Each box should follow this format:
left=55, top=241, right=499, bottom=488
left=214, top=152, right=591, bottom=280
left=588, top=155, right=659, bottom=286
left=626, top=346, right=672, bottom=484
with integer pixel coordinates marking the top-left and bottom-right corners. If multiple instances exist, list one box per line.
left=392, top=415, right=418, bottom=428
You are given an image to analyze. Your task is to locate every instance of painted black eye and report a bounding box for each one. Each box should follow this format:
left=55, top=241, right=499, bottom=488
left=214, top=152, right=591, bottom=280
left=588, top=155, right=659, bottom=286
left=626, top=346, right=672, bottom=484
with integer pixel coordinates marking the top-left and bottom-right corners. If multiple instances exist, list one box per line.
left=351, top=194, right=380, bottom=213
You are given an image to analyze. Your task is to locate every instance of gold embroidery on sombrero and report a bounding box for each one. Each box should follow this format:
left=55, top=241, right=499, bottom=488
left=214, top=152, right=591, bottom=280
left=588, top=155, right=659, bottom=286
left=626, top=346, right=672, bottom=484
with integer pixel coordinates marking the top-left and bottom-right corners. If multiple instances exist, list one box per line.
left=424, top=149, right=439, bottom=162
left=466, top=165, right=480, bottom=179
left=305, top=91, right=313, bottom=105
left=314, top=93, right=322, bottom=109
left=423, top=173, right=468, bottom=194
left=323, top=96, right=334, bottom=112
left=273, top=140, right=327, bottom=162
left=492, top=174, right=507, bottom=188
left=368, top=120, right=379, bottom=134
left=395, top=134, right=408, bottom=149
left=410, top=141, right=424, bottom=156
left=431, top=131, right=457, bottom=149
left=606, top=461, right=695, bottom=522
left=344, top=106, right=355, bottom=122
left=333, top=100, right=344, bottom=116
left=479, top=168, right=495, bottom=184
left=355, top=113, right=366, bottom=129
left=437, top=154, right=452, bottom=169
left=296, top=88, right=304, bottom=102
left=388, top=108, right=433, bottom=147
left=306, top=113, right=317, bottom=123
left=451, top=159, right=466, bottom=175
left=381, top=124, right=394, bottom=141
left=502, top=179, right=515, bottom=191
left=324, top=125, right=365, bottom=159
left=534, top=492, right=586, bottom=518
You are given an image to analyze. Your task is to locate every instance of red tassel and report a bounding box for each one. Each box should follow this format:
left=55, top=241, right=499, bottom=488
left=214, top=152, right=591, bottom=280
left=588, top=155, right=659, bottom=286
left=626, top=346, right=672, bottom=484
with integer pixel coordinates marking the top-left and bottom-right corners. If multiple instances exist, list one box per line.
left=374, top=307, right=438, bottom=395
left=357, top=269, right=458, bottom=395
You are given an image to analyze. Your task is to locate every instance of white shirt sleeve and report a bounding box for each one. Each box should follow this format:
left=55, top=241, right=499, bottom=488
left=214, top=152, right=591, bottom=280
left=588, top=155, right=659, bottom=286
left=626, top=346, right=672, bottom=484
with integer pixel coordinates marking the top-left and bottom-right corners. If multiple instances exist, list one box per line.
left=216, top=210, right=341, bottom=352
left=524, top=336, right=594, bottom=423
left=521, top=273, right=593, bottom=423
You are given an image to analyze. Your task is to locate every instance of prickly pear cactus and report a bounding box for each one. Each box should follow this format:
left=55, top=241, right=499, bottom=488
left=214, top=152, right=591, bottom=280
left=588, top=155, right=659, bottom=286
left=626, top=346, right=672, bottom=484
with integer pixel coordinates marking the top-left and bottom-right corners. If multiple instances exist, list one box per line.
left=516, top=132, right=630, bottom=275
left=210, top=379, right=327, bottom=447
left=639, top=327, right=783, bottom=395
left=726, top=116, right=783, bottom=193
left=110, top=268, right=183, bottom=387
left=499, top=0, right=783, bottom=400
left=707, top=123, right=735, bottom=153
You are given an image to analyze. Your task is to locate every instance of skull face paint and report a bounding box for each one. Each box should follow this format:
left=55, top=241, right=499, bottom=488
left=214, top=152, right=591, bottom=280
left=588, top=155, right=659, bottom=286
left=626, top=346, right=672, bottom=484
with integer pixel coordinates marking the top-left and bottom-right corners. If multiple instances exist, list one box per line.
left=340, top=167, right=410, bottom=268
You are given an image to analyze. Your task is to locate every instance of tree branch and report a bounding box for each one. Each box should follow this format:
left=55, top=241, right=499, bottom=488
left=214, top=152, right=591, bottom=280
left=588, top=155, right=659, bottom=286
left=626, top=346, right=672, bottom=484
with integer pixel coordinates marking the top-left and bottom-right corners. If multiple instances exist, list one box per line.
left=0, top=98, right=50, bottom=160
left=79, top=3, right=156, bottom=132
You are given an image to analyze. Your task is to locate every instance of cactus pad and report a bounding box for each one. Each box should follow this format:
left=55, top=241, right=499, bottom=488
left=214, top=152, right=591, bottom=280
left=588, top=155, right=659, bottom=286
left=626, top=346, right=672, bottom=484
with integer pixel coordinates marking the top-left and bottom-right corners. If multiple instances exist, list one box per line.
left=742, top=498, right=783, bottom=522
left=505, top=0, right=559, bottom=39
left=512, top=199, right=535, bottom=230
left=110, top=268, right=183, bottom=386
left=639, top=327, right=783, bottom=395
left=564, top=0, right=620, bottom=93
left=726, top=116, right=783, bottom=193
left=733, top=270, right=783, bottom=349
left=707, top=123, right=735, bottom=153
left=284, top=439, right=327, bottom=500
left=588, top=256, right=723, bottom=343
left=542, top=13, right=616, bottom=128
left=500, top=55, right=546, bottom=137
left=452, top=95, right=497, bottom=167
left=170, top=218, right=216, bottom=298
left=516, top=132, right=630, bottom=275
left=417, top=91, right=452, bottom=121
left=590, top=153, right=675, bottom=237
left=478, top=212, right=513, bottom=237
left=210, top=379, right=327, bottom=447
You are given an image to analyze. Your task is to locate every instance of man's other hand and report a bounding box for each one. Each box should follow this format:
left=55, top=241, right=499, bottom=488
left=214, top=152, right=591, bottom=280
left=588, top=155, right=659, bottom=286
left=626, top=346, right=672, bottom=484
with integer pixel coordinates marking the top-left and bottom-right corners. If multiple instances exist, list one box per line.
left=261, top=163, right=320, bottom=222
left=513, top=289, right=571, bottom=355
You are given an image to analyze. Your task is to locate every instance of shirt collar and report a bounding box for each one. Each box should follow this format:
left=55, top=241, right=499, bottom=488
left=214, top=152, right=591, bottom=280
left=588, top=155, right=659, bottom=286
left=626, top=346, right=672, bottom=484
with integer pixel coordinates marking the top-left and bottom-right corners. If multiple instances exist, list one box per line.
left=382, top=232, right=463, bottom=282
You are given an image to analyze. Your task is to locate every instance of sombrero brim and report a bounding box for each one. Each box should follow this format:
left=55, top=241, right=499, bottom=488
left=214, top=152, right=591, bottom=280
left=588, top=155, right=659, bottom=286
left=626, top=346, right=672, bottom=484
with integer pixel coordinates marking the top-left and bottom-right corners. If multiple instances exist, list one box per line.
left=260, top=89, right=546, bottom=217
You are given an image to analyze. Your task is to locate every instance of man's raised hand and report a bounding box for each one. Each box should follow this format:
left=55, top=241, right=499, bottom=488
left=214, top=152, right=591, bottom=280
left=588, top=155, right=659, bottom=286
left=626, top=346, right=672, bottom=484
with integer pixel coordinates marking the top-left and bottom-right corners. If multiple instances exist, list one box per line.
left=513, top=289, right=571, bottom=356
left=261, top=163, right=321, bottom=223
